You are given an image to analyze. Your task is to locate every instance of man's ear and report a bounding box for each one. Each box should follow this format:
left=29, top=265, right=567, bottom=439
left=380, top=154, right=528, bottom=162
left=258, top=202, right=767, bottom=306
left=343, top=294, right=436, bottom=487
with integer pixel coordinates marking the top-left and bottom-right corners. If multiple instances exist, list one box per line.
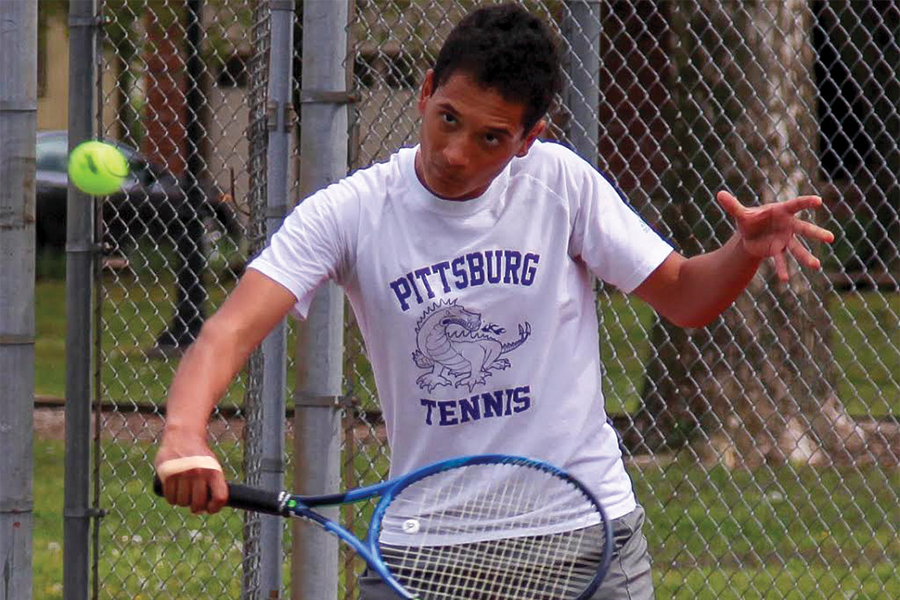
left=515, top=119, right=547, bottom=157
left=418, top=69, right=435, bottom=116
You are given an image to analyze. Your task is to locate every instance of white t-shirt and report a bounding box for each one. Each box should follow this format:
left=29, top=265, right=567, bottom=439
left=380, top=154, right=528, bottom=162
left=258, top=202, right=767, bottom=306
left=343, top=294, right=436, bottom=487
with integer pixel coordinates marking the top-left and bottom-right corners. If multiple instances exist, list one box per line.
left=249, top=139, right=673, bottom=531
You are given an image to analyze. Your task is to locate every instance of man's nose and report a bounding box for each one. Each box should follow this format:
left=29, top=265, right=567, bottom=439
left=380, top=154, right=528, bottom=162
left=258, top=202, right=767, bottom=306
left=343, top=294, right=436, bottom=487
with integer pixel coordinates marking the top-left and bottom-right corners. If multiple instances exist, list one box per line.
left=442, top=136, right=469, bottom=168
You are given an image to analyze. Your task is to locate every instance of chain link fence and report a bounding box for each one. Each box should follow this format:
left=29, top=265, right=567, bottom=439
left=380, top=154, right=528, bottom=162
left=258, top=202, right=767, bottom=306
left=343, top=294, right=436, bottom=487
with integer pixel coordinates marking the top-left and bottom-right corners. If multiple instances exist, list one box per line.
left=54, top=0, right=898, bottom=598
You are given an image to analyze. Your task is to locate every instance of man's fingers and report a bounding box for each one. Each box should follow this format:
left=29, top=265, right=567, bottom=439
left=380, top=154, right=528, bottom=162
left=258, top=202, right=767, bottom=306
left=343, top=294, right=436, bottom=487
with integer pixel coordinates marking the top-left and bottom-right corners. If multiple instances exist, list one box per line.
left=720, top=190, right=831, bottom=281
left=716, top=190, right=745, bottom=218
left=207, top=472, right=229, bottom=514
left=719, top=192, right=825, bottom=219
left=157, top=474, right=226, bottom=514
left=783, top=194, right=823, bottom=211
left=792, top=218, right=835, bottom=244
left=773, top=251, right=789, bottom=282
left=190, top=475, right=211, bottom=514
left=789, top=195, right=824, bottom=204
left=164, top=477, right=178, bottom=506
left=788, top=238, right=821, bottom=271
left=175, top=476, right=192, bottom=507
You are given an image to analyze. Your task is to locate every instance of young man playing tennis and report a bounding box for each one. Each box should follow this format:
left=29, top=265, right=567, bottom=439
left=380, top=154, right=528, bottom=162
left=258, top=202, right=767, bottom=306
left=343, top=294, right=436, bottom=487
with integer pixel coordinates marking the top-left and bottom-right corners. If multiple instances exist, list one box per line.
left=155, top=4, right=833, bottom=598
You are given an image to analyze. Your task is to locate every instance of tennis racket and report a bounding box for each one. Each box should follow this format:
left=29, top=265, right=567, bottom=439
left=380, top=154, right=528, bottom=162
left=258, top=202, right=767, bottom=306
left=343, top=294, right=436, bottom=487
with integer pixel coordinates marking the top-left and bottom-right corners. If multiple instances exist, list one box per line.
left=153, top=454, right=612, bottom=600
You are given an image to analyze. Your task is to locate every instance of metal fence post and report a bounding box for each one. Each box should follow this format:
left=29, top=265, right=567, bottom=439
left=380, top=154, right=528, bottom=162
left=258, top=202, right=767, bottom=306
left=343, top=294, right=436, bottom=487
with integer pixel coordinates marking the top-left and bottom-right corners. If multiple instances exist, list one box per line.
left=257, top=1, right=295, bottom=597
left=243, top=1, right=271, bottom=596
left=292, top=1, right=349, bottom=599
left=64, top=2, right=98, bottom=600
left=563, top=0, right=601, bottom=166
left=0, top=2, right=38, bottom=599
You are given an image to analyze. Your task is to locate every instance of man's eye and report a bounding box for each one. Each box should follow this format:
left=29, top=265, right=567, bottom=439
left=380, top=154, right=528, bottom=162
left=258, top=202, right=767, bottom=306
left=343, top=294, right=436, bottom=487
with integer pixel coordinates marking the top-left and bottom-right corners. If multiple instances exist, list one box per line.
left=485, top=134, right=498, bottom=145
left=442, top=113, right=456, bottom=124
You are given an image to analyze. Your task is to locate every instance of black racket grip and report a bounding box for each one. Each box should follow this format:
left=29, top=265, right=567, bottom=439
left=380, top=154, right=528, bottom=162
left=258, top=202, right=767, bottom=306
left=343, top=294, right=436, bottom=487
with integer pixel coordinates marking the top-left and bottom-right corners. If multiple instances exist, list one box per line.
left=226, top=482, right=286, bottom=516
left=152, top=476, right=286, bottom=516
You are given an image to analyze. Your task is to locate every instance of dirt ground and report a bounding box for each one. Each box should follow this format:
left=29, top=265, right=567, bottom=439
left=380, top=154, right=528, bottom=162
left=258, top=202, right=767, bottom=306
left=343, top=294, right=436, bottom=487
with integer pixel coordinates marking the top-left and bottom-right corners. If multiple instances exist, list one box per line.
left=33, top=404, right=245, bottom=443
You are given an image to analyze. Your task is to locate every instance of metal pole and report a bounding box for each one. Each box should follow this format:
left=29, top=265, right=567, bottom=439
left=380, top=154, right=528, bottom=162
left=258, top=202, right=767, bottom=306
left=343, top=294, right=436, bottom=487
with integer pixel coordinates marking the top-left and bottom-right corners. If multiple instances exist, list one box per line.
left=64, top=2, right=98, bottom=600
left=292, top=2, right=349, bottom=599
left=563, top=0, right=601, bottom=166
left=242, top=0, right=272, bottom=595
left=258, top=1, right=295, bottom=597
left=0, top=2, right=37, bottom=599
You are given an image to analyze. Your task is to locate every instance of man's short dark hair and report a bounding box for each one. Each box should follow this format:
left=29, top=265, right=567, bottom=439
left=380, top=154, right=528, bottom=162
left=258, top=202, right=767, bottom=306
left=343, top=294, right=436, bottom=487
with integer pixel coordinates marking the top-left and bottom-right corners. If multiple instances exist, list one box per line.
left=432, top=3, right=562, bottom=133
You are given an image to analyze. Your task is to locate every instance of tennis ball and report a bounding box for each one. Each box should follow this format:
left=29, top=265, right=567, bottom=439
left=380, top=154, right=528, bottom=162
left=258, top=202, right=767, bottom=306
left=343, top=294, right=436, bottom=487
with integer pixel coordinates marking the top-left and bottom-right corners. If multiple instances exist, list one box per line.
left=68, top=140, right=129, bottom=195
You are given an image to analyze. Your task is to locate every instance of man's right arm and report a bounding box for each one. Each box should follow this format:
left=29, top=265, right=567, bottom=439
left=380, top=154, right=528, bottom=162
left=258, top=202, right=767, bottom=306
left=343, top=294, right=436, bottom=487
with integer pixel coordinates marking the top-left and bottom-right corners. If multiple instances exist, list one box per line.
left=154, top=268, right=298, bottom=514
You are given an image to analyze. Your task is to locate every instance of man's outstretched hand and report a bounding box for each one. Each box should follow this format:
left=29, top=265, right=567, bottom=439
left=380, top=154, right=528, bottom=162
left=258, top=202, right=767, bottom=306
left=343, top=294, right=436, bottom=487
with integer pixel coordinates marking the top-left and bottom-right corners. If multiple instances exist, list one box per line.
left=717, top=190, right=835, bottom=281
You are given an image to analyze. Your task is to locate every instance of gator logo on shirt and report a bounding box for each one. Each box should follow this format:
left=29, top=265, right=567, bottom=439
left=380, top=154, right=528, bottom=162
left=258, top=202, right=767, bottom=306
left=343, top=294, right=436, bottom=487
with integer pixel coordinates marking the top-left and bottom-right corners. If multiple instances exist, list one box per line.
left=412, top=299, right=531, bottom=393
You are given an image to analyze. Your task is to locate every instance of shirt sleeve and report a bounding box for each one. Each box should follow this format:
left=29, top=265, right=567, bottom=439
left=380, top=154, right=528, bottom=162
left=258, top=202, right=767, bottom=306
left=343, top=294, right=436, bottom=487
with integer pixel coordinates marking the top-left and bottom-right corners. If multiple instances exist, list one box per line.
left=247, top=179, right=359, bottom=318
left=564, top=150, right=673, bottom=293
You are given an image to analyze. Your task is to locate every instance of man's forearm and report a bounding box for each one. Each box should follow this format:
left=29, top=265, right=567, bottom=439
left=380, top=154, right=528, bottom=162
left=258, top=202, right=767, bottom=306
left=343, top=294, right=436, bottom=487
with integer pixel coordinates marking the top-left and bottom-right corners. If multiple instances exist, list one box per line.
left=163, top=318, right=256, bottom=439
left=160, top=270, right=297, bottom=441
left=662, top=232, right=763, bottom=328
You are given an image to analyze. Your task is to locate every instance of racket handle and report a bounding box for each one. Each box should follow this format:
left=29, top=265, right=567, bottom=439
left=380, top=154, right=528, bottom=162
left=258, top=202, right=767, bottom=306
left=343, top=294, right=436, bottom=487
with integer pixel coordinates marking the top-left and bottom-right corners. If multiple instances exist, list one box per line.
left=152, top=476, right=286, bottom=516
left=226, top=482, right=286, bottom=516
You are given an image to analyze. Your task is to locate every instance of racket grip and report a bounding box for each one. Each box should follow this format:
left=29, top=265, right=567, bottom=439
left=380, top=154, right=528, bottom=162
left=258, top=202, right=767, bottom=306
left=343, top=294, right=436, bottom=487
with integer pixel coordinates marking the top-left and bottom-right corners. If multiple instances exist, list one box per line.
left=152, top=476, right=286, bottom=516
left=226, top=482, right=286, bottom=516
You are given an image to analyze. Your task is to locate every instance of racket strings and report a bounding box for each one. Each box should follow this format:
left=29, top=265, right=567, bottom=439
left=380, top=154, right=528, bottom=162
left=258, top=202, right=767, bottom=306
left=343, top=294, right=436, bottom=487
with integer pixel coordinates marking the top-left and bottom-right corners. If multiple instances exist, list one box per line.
left=383, top=531, right=606, bottom=599
left=379, top=463, right=607, bottom=600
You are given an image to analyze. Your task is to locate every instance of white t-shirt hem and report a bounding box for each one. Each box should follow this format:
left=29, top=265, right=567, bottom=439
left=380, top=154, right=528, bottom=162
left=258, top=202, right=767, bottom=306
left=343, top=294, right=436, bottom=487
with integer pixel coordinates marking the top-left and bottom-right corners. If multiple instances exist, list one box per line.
left=604, top=492, right=638, bottom=522
left=616, top=247, right=674, bottom=294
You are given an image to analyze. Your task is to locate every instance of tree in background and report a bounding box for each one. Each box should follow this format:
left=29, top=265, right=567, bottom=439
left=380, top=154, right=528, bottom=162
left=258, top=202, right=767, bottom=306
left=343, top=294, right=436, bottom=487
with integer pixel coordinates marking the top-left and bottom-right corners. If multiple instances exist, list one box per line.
left=627, top=0, right=898, bottom=466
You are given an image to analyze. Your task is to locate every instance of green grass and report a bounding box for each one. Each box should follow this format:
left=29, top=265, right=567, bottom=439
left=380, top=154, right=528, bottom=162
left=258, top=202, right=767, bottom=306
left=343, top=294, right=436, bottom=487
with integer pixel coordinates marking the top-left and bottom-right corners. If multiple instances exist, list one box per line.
left=830, top=292, right=900, bottom=417
left=33, top=438, right=249, bottom=600
left=35, top=235, right=247, bottom=404
left=633, top=458, right=900, bottom=568
left=95, top=268, right=246, bottom=408
left=35, top=261, right=245, bottom=407
left=34, top=278, right=68, bottom=398
left=33, top=439, right=66, bottom=599
left=597, top=292, right=656, bottom=414
left=655, top=561, right=899, bottom=599
left=595, top=290, right=900, bottom=418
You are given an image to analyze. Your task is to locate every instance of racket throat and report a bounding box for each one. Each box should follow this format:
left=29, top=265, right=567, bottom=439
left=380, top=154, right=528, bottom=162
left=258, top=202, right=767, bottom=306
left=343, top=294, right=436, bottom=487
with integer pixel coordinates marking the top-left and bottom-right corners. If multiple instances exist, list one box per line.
left=279, top=491, right=313, bottom=515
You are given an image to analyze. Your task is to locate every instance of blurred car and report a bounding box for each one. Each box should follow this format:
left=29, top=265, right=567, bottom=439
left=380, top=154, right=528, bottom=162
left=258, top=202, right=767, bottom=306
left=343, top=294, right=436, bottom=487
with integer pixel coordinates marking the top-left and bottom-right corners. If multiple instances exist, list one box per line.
left=35, top=130, right=237, bottom=252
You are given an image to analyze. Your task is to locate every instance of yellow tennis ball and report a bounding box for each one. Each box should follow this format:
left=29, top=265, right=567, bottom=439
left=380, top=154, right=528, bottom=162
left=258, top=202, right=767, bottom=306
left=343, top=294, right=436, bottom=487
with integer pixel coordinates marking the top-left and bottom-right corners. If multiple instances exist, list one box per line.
left=68, top=141, right=129, bottom=195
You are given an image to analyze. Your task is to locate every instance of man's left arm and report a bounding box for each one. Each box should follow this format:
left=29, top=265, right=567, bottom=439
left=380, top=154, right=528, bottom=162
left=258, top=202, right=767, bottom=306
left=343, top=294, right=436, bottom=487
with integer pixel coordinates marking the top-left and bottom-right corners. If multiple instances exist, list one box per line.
left=633, top=191, right=835, bottom=328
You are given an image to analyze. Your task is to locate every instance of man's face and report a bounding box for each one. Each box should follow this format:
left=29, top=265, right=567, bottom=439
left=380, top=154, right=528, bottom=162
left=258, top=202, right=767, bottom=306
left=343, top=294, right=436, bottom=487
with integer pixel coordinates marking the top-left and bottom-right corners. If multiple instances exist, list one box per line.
left=415, top=69, right=545, bottom=200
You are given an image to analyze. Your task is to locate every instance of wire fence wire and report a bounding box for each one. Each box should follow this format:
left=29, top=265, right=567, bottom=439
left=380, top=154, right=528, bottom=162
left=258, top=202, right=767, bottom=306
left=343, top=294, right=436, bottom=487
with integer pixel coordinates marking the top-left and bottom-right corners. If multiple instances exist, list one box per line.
left=76, top=0, right=898, bottom=599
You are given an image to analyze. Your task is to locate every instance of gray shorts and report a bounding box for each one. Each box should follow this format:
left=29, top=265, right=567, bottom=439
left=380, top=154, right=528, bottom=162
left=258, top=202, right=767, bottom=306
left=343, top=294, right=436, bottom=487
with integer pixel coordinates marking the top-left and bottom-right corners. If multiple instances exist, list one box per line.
left=358, top=504, right=654, bottom=600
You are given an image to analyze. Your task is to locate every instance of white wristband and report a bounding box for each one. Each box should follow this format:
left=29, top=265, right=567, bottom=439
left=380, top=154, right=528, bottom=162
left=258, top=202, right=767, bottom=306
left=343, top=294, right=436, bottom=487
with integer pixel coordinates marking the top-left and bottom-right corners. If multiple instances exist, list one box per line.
left=156, top=456, right=223, bottom=483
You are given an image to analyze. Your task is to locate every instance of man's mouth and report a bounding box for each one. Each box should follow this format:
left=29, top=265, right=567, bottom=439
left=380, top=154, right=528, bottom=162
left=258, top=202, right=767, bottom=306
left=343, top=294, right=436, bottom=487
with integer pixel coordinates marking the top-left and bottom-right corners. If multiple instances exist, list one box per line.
left=432, top=165, right=461, bottom=183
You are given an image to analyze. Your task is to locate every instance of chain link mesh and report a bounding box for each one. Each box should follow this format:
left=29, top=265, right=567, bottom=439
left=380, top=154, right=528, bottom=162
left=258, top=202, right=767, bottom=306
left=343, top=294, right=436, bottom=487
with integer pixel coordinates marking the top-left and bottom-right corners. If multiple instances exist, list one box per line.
left=83, top=0, right=897, bottom=599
